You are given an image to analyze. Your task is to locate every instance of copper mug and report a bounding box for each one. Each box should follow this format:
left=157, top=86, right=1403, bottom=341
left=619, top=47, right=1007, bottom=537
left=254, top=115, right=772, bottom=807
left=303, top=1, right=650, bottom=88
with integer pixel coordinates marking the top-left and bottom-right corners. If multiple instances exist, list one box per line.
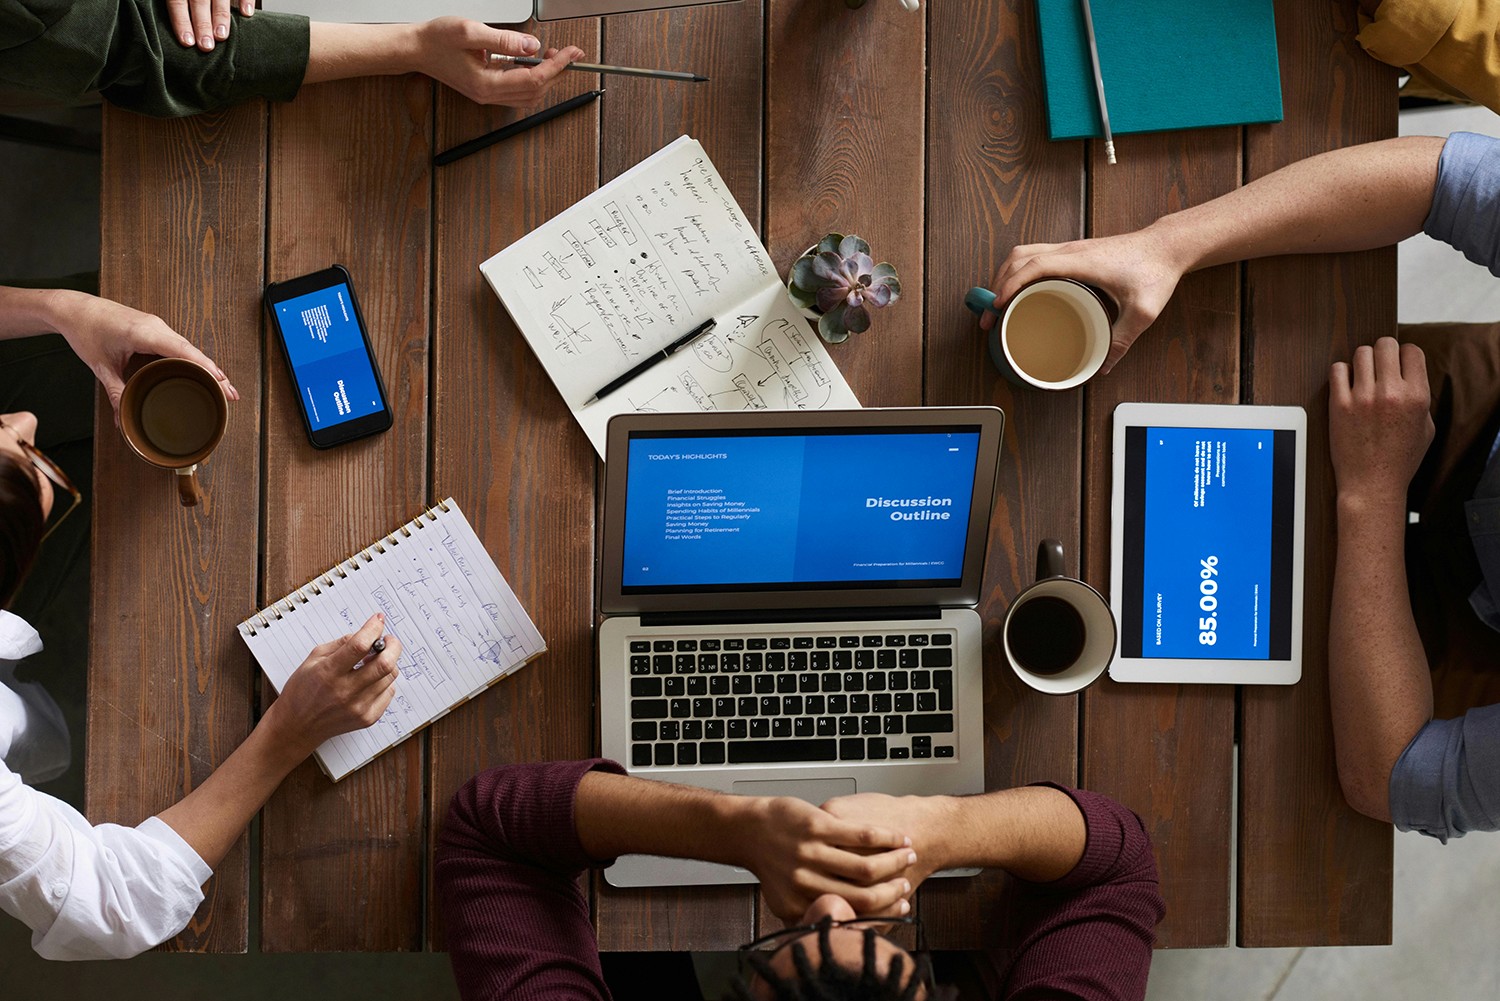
left=118, top=358, right=228, bottom=507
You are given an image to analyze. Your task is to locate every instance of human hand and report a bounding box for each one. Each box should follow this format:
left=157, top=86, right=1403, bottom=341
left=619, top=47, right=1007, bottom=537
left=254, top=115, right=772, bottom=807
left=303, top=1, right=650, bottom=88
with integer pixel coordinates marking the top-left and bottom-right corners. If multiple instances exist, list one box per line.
left=165, top=0, right=253, bottom=52
left=411, top=18, right=583, bottom=108
left=820, top=793, right=954, bottom=903
left=1329, top=336, right=1433, bottom=510
left=985, top=228, right=1186, bottom=375
left=264, top=613, right=402, bottom=759
left=733, top=796, right=917, bottom=922
left=45, top=291, right=239, bottom=424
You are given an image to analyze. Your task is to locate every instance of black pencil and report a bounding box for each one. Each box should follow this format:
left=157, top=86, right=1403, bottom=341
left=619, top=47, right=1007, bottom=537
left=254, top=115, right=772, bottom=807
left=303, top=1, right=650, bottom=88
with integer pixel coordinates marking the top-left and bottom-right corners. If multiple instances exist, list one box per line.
left=434, top=89, right=604, bottom=167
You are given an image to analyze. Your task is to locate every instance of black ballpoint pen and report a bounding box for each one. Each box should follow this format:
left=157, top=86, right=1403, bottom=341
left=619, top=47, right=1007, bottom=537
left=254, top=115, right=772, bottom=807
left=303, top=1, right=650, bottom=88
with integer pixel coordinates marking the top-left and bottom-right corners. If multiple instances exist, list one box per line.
left=583, top=319, right=718, bottom=406
left=434, top=88, right=603, bottom=167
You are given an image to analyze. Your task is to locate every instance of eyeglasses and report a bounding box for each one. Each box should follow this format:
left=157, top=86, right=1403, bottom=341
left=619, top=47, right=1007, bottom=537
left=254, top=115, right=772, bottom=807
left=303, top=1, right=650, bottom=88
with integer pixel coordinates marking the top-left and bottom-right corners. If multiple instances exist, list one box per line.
left=0, top=418, right=82, bottom=543
left=737, top=916, right=934, bottom=993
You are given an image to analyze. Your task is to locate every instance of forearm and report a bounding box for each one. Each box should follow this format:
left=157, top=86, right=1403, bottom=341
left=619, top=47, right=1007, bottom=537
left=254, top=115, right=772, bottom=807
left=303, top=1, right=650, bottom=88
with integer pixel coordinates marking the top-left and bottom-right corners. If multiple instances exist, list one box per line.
left=574, top=771, right=747, bottom=866
left=155, top=701, right=310, bottom=869
left=1152, top=136, right=1445, bottom=274
left=303, top=22, right=423, bottom=86
left=0, top=287, right=80, bottom=341
left=924, top=785, right=1086, bottom=883
left=1329, top=495, right=1434, bottom=820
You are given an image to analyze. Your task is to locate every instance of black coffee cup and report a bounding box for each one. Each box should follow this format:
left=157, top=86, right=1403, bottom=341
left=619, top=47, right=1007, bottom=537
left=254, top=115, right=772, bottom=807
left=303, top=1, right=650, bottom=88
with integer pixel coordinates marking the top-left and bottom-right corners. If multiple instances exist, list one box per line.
left=1002, top=540, right=1115, bottom=694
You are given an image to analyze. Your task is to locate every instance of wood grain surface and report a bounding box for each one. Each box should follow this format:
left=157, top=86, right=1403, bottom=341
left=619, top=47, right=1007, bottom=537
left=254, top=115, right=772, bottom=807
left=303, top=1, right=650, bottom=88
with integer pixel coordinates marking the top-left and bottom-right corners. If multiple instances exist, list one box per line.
left=1238, top=0, right=1396, bottom=947
left=91, top=103, right=267, bottom=952
left=1081, top=129, right=1242, bottom=948
left=426, top=18, right=603, bottom=951
left=918, top=0, right=1085, bottom=948
left=258, top=75, right=435, bottom=952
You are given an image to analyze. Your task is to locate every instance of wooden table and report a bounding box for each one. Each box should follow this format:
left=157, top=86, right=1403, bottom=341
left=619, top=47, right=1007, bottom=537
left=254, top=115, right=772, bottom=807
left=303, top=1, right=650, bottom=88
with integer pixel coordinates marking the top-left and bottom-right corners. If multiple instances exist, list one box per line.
left=90, top=0, right=1397, bottom=953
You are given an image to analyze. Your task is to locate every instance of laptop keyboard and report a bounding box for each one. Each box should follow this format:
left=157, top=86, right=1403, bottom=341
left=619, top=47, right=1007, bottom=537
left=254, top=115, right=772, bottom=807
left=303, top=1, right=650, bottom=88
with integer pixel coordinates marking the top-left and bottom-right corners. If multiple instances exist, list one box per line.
left=627, top=631, right=957, bottom=768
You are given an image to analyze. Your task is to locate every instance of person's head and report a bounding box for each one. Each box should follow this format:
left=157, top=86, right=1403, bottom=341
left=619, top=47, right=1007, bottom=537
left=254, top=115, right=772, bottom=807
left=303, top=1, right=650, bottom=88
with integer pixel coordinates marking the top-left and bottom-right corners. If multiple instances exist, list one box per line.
left=0, top=412, right=57, bottom=609
left=731, top=894, right=956, bottom=1001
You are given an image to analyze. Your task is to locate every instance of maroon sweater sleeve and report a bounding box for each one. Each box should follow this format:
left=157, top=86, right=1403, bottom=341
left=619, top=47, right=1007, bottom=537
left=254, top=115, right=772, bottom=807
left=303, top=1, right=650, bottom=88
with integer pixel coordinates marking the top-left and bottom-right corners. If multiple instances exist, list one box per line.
left=997, top=783, right=1166, bottom=1001
left=434, top=758, right=627, bottom=1001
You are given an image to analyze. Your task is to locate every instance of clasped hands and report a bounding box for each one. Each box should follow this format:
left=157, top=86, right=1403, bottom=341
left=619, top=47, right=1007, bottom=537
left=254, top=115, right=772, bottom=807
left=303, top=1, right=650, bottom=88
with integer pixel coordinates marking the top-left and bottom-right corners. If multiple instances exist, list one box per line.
left=736, top=791, right=953, bottom=923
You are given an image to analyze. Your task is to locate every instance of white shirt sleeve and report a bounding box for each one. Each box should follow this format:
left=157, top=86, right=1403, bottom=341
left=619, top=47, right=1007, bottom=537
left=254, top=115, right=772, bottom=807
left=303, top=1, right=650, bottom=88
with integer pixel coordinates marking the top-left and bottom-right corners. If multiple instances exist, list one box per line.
left=0, top=759, right=211, bottom=960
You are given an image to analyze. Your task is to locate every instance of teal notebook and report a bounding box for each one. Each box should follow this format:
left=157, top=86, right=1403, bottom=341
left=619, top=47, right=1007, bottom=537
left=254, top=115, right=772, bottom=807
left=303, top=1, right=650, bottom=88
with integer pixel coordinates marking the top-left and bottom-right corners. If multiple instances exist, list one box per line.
left=1036, top=0, right=1283, bottom=140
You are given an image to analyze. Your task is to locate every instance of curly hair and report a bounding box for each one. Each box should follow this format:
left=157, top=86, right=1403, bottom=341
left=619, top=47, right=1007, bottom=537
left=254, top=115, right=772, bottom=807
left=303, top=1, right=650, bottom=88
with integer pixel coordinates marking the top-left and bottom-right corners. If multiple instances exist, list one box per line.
left=0, top=452, right=45, bottom=609
left=730, top=921, right=956, bottom=1001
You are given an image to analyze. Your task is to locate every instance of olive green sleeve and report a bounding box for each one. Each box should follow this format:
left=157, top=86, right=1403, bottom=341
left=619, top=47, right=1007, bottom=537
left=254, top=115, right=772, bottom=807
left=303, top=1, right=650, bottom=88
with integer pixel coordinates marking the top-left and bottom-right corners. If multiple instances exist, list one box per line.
left=0, top=1, right=310, bottom=118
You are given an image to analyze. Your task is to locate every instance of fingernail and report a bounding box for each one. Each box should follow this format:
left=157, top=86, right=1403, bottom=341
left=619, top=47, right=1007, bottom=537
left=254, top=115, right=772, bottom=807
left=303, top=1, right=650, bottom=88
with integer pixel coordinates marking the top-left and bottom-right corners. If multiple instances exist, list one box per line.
left=899, top=899, right=911, bottom=914
left=201, top=36, right=214, bottom=50
left=377, top=612, right=385, bottom=620
left=182, top=32, right=195, bottom=45
left=523, top=36, right=540, bottom=53
left=243, top=2, right=254, bottom=13
left=907, top=852, right=917, bottom=865
left=903, top=835, right=912, bottom=847
left=902, top=879, right=911, bottom=893
left=216, top=24, right=228, bottom=38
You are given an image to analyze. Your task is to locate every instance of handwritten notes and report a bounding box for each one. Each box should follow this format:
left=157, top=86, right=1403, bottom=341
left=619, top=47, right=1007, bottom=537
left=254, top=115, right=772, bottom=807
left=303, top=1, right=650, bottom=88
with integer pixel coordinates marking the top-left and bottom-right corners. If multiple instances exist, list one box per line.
left=480, top=136, right=860, bottom=456
left=238, top=500, right=544, bottom=781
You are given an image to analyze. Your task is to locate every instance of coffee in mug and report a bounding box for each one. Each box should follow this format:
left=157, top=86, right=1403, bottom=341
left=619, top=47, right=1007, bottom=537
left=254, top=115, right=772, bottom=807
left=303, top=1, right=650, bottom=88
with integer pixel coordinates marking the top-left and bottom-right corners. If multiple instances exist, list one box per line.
left=1003, top=539, right=1116, bottom=695
left=965, top=279, right=1114, bottom=390
left=119, top=357, right=228, bottom=508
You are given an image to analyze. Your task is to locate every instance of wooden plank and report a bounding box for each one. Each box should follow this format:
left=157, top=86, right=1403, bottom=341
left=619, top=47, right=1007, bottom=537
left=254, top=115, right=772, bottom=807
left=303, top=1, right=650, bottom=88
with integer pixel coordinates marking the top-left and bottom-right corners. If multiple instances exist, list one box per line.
left=90, top=103, right=266, bottom=952
left=1081, top=130, right=1242, bottom=948
left=590, top=3, right=763, bottom=950
left=425, top=18, right=602, bottom=951
left=258, top=76, right=434, bottom=952
left=918, top=0, right=1084, bottom=949
left=1238, top=0, right=1396, bottom=946
left=764, top=0, right=925, bottom=408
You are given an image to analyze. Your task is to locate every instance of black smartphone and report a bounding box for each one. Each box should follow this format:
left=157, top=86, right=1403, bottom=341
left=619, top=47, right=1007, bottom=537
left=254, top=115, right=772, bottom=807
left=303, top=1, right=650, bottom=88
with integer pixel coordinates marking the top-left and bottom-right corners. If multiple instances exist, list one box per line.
left=264, top=265, right=394, bottom=449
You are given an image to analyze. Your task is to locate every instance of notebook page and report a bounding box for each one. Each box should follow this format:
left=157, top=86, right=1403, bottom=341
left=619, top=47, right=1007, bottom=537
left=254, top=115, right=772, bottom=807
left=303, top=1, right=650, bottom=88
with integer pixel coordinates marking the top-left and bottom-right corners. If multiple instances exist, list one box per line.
left=479, top=136, right=859, bottom=455
left=238, top=501, right=544, bottom=780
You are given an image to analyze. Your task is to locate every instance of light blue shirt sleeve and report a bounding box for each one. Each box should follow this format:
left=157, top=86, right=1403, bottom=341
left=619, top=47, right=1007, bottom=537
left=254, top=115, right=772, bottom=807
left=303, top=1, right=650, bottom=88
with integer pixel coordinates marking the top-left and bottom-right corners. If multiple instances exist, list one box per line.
left=1389, top=704, right=1500, bottom=842
left=1424, top=132, right=1500, bottom=276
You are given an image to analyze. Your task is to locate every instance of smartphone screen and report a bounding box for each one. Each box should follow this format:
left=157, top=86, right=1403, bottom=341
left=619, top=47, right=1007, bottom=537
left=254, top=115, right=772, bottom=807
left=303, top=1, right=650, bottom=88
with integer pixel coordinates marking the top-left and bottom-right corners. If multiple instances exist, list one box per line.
left=265, top=266, right=393, bottom=448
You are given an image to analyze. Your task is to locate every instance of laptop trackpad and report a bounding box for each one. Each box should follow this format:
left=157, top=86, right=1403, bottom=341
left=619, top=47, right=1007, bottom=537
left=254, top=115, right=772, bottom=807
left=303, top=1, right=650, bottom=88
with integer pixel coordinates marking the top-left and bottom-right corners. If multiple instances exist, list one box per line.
left=731, top=777, right=856, bottom=805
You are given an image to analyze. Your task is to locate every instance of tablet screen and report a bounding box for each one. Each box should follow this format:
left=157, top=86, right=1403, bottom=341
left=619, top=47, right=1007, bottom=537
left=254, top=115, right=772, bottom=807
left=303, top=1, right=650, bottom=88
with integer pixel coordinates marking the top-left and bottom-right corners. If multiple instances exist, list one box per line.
left=1120, top=425, right=1296, bottom=661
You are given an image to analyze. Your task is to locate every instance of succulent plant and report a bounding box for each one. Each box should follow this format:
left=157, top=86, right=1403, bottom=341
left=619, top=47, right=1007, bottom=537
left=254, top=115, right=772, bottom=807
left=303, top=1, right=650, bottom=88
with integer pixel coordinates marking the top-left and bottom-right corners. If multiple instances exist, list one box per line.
left=788, top=234, right=902, bottom=343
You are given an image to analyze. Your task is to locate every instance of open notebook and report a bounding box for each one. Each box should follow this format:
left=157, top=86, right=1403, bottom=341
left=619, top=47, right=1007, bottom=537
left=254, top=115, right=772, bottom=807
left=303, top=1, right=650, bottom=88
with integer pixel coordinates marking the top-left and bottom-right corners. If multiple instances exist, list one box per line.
left=237, top=499, right=544, bottom=780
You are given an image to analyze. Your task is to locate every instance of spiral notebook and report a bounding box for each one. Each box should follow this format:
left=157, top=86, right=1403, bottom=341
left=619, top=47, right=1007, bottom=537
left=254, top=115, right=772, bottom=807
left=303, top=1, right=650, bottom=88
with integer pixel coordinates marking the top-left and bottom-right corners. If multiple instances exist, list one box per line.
left=237, top=499, right=545, bottom=781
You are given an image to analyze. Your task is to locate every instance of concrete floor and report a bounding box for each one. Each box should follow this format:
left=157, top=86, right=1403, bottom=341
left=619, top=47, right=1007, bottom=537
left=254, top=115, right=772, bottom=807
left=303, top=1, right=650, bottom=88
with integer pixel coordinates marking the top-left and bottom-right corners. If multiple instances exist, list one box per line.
left=4, top=101, right=1500, bottom=999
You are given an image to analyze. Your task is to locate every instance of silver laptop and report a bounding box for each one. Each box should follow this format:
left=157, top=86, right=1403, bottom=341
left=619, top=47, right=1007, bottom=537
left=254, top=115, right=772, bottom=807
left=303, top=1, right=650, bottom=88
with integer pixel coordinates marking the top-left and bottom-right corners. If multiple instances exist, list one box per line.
left=262, top=0, right=737, bottom=25
left=598, top=407, right=1004, bottom=887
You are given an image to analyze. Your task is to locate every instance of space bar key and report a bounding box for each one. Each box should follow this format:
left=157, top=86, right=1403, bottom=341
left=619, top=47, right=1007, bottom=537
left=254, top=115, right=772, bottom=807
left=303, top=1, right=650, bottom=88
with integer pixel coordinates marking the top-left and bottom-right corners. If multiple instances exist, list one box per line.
left=727, top=739, right=839, bottom=764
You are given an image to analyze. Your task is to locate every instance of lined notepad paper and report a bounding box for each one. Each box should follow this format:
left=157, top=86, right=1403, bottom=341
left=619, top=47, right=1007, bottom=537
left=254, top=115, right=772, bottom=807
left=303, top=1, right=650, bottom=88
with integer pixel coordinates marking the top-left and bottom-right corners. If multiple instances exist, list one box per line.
left=238, top=499, right=544, bottom=780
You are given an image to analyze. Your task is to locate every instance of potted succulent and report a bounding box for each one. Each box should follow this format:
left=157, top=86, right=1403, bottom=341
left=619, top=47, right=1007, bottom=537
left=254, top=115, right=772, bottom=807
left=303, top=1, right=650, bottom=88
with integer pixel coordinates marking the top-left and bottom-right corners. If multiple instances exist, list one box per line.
left=787, top=234, right=903, bottom=343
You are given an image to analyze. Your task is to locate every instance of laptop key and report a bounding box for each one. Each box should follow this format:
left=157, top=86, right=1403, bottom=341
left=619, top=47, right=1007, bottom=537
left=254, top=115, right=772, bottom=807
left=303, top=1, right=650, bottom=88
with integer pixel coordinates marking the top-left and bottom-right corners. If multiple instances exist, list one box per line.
left=806, top=695, right=825, bottom=714
left=932, top=634, right=952, bottom=646
left=794, top=717, right=814, bottom=737
left=793, top=637, right=814, bottom=649
left=728, top=719, right=748, bottom=739
left=935, top=745, right=954, bottom=758
left=789, top=652, right=808, bottom=671
left=816, top=717, right=837, bottom=737
left=908, top=634, right=929, bottom=646
left=884, top=716, right=903, bottom=735
left=839, top=717, right=859, bottom=736
left=772, top=718, right=792, bottom=738
left=715, top=697, right=736, bottom=717
left=677, top=743, right=697, bottom=766
left=811, top=651, right=830, bottom=671
left=655, top=744, right=675, bottom=765
left=885, top=635, right=906, bottom=647
left=877, top=650, right=897, bottom=669
left=855, top=650, right=874, bottom=671
left=632, top=678, right=662, bottom=698
left=827, top=695, right=848, bottom=715
left=724, top=638, right=745, bottom=650
left=677, top=640, right=698, bottom=651
left=683, top=720, right=703, bottom=741
left=670, top=699, right=691, bottom=718
left=895, top=693, right=915, bottom=713
left=687, top=677, right=707, bottom=696
left=782, top=696, right=803, bottom=716
left=868, top=737, right=888, bottom=759
left=747, top=638, right=768, bottom=650
left=912, top=744, right=932, bottom=760
left=799, top=674, right=819, bottom=694
left=767, top=652, right=787, bottom=671
left=633, top=722, right=657, bottom=741
left=833, top=650, right=852, bottom=671
left=660, top=721, right=680, bottom=741
left=839, top=738, right=865, bottom=761
left=821, top=674, right=842, bottom=693
left=917, top=692, right=937, bottom=712
left=738, top=697, right=758, bottom=716
left=842, top=672, right=864, bottom=692
left=923, top=648, right=954, bottom=667
left=653, top=655, right=673, bottom=675
left=727, top=738, right=837, bottom=764
left=770, top=637, right=791, bottom=649
left=755, top=675, right=776, bottom=694
left=699, top=654, right=719, bottom=674
left=939, top=689, right=953, bottom=712
left=744, top=653, right=764, bottom=672
left=873, top=694, right=893, bottom=713
left=700, top=742, right=726, bottom=765
left=911, top=670, right=931, bottom=690
left=700, top=639, right=721, bottom=652
left=890, top=671, right=909, bottom=690
left=900, top=650, right=920, bottom=669
left=907, top=714, right=954, bottom=734
left=865, top=672, right=886, bottom=691
left=816, top=636, right=837, bottom=649
left=861, top=715, right=881, bottom=736
left=710, top=676, right=730, bottom=695
left=632, top=699, right=668, bottom=719
left=721, top=653, right=741, bottom=672
left=839, top=636, right=861, bottom=648
left=890, top=746, right=911, bottom=760
left=633, top=745, right=652, bottom=766
left=694, top=698, right=714, bottom=718
left=676, top=654, right=696, bottom=674
left=732, top=675, right=753, bottom=695
left=850, top=695, right=870, bottom=714
left=705, top=720, right=725, bottom=739
left=760, top=696, right=779, bottom=716
left=630, top=655, right=651, bottom=675
left=664, top=677, right=685, bottom=697
left=630, top=641, right=651, bottom=653
left=750, top=719, right=770, bottom=739
left=653, top=640, right=674, bottom=652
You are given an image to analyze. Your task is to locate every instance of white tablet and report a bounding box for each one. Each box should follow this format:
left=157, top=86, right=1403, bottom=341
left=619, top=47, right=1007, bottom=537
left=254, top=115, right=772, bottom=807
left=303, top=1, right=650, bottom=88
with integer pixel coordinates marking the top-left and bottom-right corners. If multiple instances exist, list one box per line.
left=1109, top=403, right=1306, bottom=685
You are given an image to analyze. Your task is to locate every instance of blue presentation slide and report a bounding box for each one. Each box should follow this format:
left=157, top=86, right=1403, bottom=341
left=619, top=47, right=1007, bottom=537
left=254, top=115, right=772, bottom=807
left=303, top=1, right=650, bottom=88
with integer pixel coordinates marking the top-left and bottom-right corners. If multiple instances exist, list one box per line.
left=274, top=283, right=382, bottom=429
left=621, top=431, right=981, bottom=587
left=1141, top=427, right=1273, bottom=659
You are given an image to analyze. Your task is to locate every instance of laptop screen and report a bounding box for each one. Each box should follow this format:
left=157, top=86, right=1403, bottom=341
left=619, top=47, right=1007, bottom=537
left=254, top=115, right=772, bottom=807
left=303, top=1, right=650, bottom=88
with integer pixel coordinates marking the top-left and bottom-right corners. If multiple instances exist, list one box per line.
left=620, top=427, right=982, bottom=593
